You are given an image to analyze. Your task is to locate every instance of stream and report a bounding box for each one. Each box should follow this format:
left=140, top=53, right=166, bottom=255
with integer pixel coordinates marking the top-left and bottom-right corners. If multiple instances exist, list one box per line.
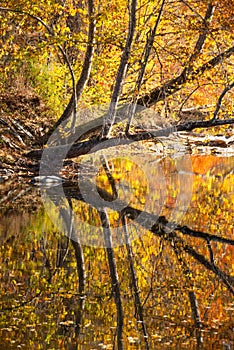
left=0, top=151, right=233, bottom=349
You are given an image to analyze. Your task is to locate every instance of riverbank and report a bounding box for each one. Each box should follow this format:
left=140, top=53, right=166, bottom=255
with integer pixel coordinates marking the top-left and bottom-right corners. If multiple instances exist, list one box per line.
left=0, top=89, right=54, bottom=182
left=1, top=89, right=233, bottom=183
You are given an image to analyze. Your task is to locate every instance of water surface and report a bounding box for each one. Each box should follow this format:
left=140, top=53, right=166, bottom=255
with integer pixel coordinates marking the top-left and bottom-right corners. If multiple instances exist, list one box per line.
left=0, top=153, right=233, bottom=349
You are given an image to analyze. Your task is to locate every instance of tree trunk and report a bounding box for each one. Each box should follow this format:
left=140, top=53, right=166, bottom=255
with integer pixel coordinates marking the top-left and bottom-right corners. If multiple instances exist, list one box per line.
left=101, top=0, right=137, bottom=138
left=53, top=0, right=96, bottom=129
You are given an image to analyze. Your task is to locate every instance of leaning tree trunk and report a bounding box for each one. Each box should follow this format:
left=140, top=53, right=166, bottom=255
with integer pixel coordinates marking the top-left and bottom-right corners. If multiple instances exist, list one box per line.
left=53, top=0, right=96, bottom=130
left=125, top=0, right=166, bottom=134
left=101, top=0, right=137, bottom=138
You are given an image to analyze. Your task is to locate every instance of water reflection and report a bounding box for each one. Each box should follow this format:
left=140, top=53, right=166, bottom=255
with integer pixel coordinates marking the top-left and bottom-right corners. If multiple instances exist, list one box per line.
left=41, top=153, right=194, bottom=247
left=0, top=154, right=233, bottom=349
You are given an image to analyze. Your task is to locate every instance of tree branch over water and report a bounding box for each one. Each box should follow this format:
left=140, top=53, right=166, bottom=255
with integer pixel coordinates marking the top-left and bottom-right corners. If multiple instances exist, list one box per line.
left=27, top=115, right=234, bottom=160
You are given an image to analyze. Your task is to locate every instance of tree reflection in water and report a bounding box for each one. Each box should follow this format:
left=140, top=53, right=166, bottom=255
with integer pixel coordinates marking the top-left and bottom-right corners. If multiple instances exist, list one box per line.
left=0, top=154, right=233, bottom=349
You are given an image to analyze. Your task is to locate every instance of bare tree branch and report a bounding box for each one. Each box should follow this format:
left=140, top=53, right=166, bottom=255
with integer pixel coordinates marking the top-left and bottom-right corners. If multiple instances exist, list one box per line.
left=0, top=2, right=96, bottom=134
left=211, top=81, right=234, bottom=122
left=187, top=3, right=215, bottom=65
left=102, top=0, right=137, bottom=138
left=125, top=0, right=166, bottom=133
left=0, top=6, right=77, bottom=126
left=54, top=0, right=96, bottom=129
left=27, top=114, right=234, bottom=160
left=176, top=225, right=234, bottom=246
left=137, top=45, right=234, bottom=107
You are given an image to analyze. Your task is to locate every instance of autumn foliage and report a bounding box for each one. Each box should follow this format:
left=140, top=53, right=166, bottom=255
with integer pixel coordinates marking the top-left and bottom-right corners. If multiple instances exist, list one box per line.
left=0, top=0, right=234, bottom=122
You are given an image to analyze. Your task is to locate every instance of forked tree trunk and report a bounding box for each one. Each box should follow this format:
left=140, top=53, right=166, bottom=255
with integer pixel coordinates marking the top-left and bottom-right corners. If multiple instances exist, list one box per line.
left=101, top=0, right=137, bottom=138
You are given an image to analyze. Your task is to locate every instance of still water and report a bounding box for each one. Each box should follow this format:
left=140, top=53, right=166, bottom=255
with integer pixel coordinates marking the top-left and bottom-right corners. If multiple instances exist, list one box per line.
left=0, top=153, right=233, bottom=349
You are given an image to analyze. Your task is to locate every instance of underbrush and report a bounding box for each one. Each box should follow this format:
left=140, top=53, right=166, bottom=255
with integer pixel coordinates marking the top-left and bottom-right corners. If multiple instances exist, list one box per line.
left=0, top=87, right=54, bottom=179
